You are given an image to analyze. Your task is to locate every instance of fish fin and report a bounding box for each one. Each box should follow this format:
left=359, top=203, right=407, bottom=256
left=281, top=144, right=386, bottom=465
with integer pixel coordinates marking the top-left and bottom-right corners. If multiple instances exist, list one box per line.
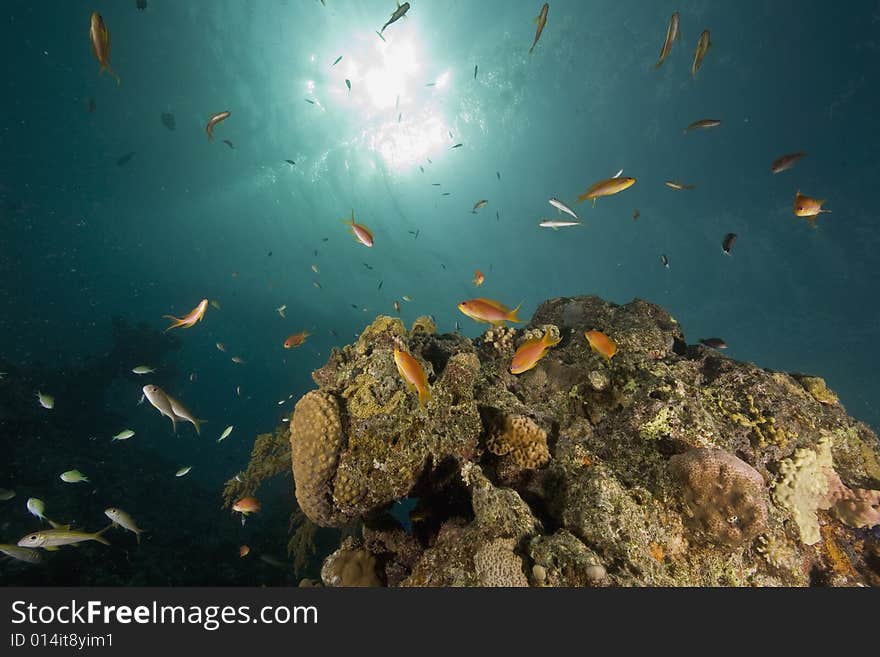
left=508, top=302, right=524, bottom=324
left=162, top=315, right=184, bottom=332
left=418, top=386, right=432, bottom=408
left=47, top=520, right=69, bottom=530
left=45, top=546, right=59, bottom=552
left=93, top=524, right=113, bottom=546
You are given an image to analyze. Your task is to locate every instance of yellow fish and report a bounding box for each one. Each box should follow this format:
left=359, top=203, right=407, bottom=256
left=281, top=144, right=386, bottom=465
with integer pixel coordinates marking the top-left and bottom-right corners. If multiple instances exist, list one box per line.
left=655, top=12, right=680, bottom=69
left=691, top=30, right=712, bottom=77
left=394, top=348, right=431, bottom=408
left=793, top=191, right=831, bottom=226
left=458, top=298, right=523, bottom=326
left=577, top=177, right=636, bottom=205
left=510, top=330, right=562, bottom=375
left=585, top=330, right=618, bottom=361
left=89, top=12, right=120, bottom=85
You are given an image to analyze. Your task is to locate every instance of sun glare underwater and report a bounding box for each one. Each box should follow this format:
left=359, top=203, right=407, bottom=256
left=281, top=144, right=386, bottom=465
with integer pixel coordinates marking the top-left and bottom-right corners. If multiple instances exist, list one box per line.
left=1, top=0, right=880, bottom=586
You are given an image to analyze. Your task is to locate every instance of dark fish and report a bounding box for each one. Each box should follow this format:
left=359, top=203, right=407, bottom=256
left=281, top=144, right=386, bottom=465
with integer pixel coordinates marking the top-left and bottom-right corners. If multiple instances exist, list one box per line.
left=345, top=79, right=351, bottom=92
left=222, top=139, right=234, bottom=149
left=88, top=97, right=96, bottom=113
left=333, top=56, right=343, bottom=66
left=633, top=209, right=640, bottom=221
left=363, top=263, right=373, bottom=270
left=448, top=131, right=453, bottom=139
left=378, top=280, right=383, bottom=290
left=351, top=304, right=358, bottom=309
left=489, top=263, right=494, bottom=272
left=496, top=211, right=500, bottom=222
left=432, top=183, right=441, bottom=186
left=414, top=229, right=419, bottom=239
left=321, top=237, right=328, bottom=242
left=451, top=143, right=463, bottom=149
left=267, top=251, right=272, bottom=257
left=474, top=65, right=478, bottom=79
left=441, top=192, right=451, bottom=196
left=722, top=233, right=737, bottom=254
left=427, top=158, right=432, bottom=164
left=314, top=249, right=318, bottom=256
left=305, top=99, right=315, bottom=104
left=116, top=151, right=136, bottom=167
left=285, top=159, right=295, bottom=165
left=330, top=329, right=338, bottom=338
left=398, top=113, right=402, bottom=122
left=419, top=166, right=424, bottom=173
left=661, top=254, right=669, bottom=268
left=700, top=338, right=727, bottom=350
left=136, top=0, right=147, bottom=10
left=160, top=112, right=176, bottom=130
left=440, top=264, right=446, bottom=270
left=381, top=2, right=410, bottom=33
left=425, top=82, right=436, bottom=87
left=496, top=171, right=501, bottom=180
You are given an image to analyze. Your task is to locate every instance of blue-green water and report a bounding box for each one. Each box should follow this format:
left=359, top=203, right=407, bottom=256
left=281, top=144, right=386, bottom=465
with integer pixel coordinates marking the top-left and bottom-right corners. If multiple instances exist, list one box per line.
left=1, top=0, right=878, bottom=584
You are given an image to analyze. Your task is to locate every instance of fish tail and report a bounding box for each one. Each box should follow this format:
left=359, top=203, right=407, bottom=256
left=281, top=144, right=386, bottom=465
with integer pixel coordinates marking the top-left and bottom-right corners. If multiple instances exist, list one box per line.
left=508, top=302, right=524, bottom=324
left=418, top=385, right=432, bottom=408
left=162, top=315, right=184, bottom=332
left=592, top=198, right=597, bottom=208
left=93, top=524, right=113, bottom=546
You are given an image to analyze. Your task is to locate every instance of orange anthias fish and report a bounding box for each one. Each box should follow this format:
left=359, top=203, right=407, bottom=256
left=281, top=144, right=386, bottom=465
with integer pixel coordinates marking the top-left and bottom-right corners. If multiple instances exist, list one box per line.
left=577, top=177, right=636, bottom=205
left=283, top=331, right=311, bottom=349
left=529, top=3, right=549, bottom=55
left=206, top=111, right=231, bottom=141
left=458, top=298, right=523, bottom=326
left=89, top=12, right=120, bottom=85
left=585, top=330, right=618, bottom=361
left=655, top=11, right=680, bottom=69
left=163, top=299, right=208, bottom=332
left=394, top=348, right=432, bottom=408
left=510, top=330, right=562, bottom=375
left=793, top=191, right=831, bottom=226
left=232, top=497, right=261, bottom=515
left=473, top=269, right=485, bottom=287
left=691, top=30, right=712, bottom=77
left=343, top=210, right=374, bottom=247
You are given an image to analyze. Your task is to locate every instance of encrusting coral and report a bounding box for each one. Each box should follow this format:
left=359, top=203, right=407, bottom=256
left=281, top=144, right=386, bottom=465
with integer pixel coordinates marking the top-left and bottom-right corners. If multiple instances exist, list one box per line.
left=669, top=448, right=768, bottom=546
left=282, top=295, right=880, bottom=586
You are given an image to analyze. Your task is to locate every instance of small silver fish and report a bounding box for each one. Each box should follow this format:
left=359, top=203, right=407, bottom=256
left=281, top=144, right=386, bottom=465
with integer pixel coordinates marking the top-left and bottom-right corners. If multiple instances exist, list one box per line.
left=548, top=198, right=579, bottom=220
left=539, top=219, right=581, bottom=230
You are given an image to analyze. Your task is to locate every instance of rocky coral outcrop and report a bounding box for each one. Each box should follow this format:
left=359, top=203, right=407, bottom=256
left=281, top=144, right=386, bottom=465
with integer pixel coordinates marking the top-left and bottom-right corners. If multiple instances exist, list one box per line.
left=293, top=295, right=880, bottom=586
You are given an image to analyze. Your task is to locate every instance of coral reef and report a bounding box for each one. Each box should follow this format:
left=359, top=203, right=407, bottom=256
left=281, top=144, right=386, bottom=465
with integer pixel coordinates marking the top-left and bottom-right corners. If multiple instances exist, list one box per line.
left=289, top=295, right=880, bottom=586
left=222, top=426, right=292, bottom=509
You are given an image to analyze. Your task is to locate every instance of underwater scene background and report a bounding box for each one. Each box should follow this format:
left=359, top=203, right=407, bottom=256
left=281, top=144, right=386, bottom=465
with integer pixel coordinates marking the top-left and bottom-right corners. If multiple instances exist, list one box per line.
left=1, top=0, right=879, bottom=585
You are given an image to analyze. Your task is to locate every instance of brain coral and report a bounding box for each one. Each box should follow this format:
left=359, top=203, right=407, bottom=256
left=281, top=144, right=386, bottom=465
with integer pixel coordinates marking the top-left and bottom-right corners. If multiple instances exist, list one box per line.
left=486, top=415, right=550, bottom=469
left=473, top=538, right=529, bottom=587
left=290, top=391, right=348, bottom=527
left=669, top=448, right=768, bottom=547
left=321, top=542, right=382, bottom=587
